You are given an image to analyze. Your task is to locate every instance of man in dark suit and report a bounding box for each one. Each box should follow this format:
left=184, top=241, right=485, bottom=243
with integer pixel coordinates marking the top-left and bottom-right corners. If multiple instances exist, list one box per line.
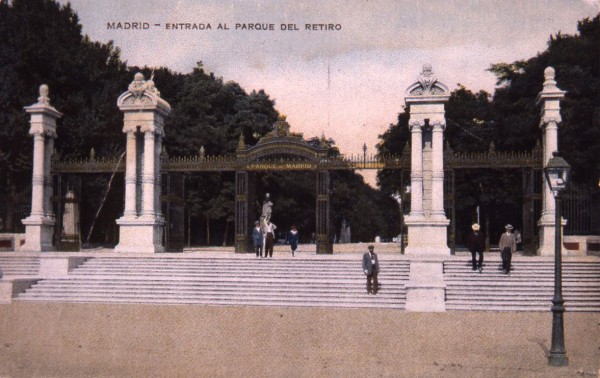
left=362, top=245, right=380, bottom=294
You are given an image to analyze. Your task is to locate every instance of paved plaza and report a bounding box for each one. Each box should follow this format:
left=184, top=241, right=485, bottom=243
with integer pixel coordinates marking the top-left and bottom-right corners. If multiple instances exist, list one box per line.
left=0, top=302, right=598, bottom=377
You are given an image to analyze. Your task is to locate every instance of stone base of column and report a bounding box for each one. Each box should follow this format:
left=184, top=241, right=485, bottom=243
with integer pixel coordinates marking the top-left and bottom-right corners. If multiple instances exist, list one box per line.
left=115, top=216, right=165, bottom=253
left=405, top=260, right=446, bottom=312
left=537, top=218, right=567, bottom=257
left=404, top=217, right=450, bottom=255
left=21, top=215, right=55, bottom=252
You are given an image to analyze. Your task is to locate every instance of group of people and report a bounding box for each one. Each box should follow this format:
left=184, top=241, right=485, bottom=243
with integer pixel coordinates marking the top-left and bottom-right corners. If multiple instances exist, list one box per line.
left=252, top=220, right=299, bottom=258
left=253, top=193, right=299, bottom=258
left=467, top=222, right=519, bottom=275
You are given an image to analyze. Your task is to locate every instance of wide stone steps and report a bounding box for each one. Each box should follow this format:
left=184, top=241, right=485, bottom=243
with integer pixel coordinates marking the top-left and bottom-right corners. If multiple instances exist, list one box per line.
left=444, top=259, right=600, bottom=312
left=15, top=257, right=410, bottom=309
left=0, top=256, right=40, bottom=276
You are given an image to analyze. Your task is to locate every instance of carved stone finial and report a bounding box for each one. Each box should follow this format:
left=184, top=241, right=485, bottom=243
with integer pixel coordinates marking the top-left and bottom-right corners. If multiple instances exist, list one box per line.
left=406, top=64, right=448, bottom=96
left=238, top=134, right=246, bottom=149
left=199, top=146, right=206, bottom=158
left=90, top=147, right=96, bottom=160
left=37, top=84, right=50, bottom=105
left=542, top=66, right=559, bottom=92
left=418, top=64, right=437, bottom=94
left=128, top=73, right=147, bottom=98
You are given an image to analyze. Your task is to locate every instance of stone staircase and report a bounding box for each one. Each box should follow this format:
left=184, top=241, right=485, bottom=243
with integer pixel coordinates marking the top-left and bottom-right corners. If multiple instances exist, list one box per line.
left=0, top=256, right=40, bottom=276
left=14, top=256, right=410, bottom=309
left=444, top=257, right=600, bottom=312
left=4, top=254, right=600, bottom=311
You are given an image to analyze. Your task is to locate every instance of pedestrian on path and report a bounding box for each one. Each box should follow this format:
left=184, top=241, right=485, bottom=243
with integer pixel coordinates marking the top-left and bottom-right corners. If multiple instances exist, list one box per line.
left=252, top=221, right=263, bottom=257
left=467, top=223, right=485, bottom=272
left=288, top=225, right=299, bottom=257
left=362, top=245, right=380, bottom=294
left=499, top=224, right=516, bottom=274
left=263, top=218, right=277, bottom=258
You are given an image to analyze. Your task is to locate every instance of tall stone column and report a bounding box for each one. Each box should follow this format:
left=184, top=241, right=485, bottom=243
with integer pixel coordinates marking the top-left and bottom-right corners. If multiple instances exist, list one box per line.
left=115, top=73, right=171, bottom=253
left=403, top=64, right=450, bottom=255
left=408, top=121, right=424, bottom=218
left=536, top=67, right=566, bottom=256
left=21, top=85, right=62, bottom=252
left=154, top=136, right=163, bottom=220
left=123, top=131, right=137, bottom=218
left=141, top=130, right=156, bottom=218
left=431, top=121, right=446, bottom=219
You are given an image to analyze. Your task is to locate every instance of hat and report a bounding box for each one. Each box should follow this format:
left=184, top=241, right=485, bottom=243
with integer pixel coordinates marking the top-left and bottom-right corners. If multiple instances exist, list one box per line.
left=505, top=224, right=513, bottom=230
left=254, top=221, right=260, bottom=225
left=368, top=245, right=374, bottom=250
left=472, top=223, right=480, bottom=231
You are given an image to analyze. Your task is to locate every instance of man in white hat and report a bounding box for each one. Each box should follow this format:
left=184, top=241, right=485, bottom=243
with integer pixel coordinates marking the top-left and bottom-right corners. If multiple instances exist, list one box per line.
left=499, top=224, right=517, bottom=274
left=467, top=223, right=485, bottom=272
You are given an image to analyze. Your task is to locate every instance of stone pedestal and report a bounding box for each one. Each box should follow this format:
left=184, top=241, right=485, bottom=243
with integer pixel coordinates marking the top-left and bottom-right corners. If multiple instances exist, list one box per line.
left=405, top=260, right=446, bottom=312
left=114, top=73, right=171, bottom=253
left=404, top=218, right=450, bottom=255
left=21, top=85, right=62, bottom=252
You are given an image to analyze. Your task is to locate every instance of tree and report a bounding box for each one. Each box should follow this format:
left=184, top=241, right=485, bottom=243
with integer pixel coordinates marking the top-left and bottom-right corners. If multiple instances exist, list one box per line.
left=0, top=0, right=129, bottom=232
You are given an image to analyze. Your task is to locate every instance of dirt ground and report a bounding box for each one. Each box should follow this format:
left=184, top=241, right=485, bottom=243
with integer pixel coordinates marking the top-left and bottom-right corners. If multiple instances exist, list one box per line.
left=0, top=303, right=598, bottom=377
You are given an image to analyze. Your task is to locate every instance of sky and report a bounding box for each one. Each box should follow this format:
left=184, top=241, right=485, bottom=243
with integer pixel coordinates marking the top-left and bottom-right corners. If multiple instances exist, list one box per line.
left=63, top=0, right=600, bottom=186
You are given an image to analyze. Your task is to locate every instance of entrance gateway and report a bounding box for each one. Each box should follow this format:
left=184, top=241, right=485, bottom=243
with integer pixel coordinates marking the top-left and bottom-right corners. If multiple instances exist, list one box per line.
left=21, top=65, right=565, bottom=256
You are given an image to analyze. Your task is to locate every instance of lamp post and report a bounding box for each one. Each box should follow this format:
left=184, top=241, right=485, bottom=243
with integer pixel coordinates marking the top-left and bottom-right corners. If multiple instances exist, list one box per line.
left=543, top=151, right=570, bottom=367
left=392, top=185, right=410, bottom=254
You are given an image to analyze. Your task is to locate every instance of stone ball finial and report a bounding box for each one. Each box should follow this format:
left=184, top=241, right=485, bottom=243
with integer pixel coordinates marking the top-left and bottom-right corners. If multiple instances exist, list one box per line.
left=422, top=63, right=433, bottom=74
left=37, top=84, right=50, bottom=105
left=542, top=66, right=559, bottom=92
left=134, top=72, right=144, bottom=81
left=39, top=84, right=49, bottom=97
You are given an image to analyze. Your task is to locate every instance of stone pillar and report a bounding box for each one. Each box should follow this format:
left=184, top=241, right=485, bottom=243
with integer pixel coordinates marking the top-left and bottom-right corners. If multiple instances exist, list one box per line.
left=123, top=131, right=137, bottom=218
left=403, top=64, right=451, bottom=255
left=431, top=121, right=446, bottom=219
left=536, top=67, right=566, bottom=256
left=21, top=85, right=62, bottom=252
left=409, top=122, right=424, bottom=218
left=141, top=130, right=156, bottom=218
left=115, top=73, right=171, bottom=253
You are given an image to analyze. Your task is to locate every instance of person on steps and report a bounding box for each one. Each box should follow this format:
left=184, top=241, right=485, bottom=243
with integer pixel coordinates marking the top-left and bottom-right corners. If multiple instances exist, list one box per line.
left=499, top=224, right=516, bottom=274
left=288, top=225, right=299, bottom=257
left=467, top=223, right=485, bottom=273
left=252, top=220, right=263, bottom=257
left=362, top=245, right=380, bottom=294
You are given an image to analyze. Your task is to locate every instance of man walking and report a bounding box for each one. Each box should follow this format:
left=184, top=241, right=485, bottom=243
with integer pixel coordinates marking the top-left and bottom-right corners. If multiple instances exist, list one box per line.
left=467, top=223, right=485, bottom=272
left=362, top=245, right=380, bottom=294
left=499, top=224, right=517, bottom=274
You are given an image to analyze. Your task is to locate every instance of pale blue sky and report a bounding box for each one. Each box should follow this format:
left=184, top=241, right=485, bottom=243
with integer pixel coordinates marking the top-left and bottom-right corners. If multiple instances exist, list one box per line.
left=63, top=0, right=599, bottom=185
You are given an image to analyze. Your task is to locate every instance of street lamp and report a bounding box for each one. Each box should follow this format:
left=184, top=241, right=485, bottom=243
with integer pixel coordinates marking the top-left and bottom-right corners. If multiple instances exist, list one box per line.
left=544, top=151, right=570, bottom=367
left=392, top=185, right=410, bottom=254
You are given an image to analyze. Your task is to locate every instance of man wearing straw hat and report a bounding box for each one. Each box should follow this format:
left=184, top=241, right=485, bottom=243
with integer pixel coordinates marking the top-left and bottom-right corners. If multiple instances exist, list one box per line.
left=499, top=224, right=517, bottom=274
left=467, top=223, right=485, bottom=273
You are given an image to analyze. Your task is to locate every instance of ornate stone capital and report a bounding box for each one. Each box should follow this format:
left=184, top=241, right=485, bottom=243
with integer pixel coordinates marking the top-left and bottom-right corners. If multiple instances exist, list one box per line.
left=431, top=120, right=446, bottom=131
left=540, top=117, right=561, bottom=129
left=409, top=120, right=424, bottom=131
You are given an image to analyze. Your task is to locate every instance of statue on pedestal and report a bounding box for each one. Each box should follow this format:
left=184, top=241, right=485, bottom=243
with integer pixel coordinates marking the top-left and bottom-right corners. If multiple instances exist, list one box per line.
left=261, top=193, right=273, bottom=222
